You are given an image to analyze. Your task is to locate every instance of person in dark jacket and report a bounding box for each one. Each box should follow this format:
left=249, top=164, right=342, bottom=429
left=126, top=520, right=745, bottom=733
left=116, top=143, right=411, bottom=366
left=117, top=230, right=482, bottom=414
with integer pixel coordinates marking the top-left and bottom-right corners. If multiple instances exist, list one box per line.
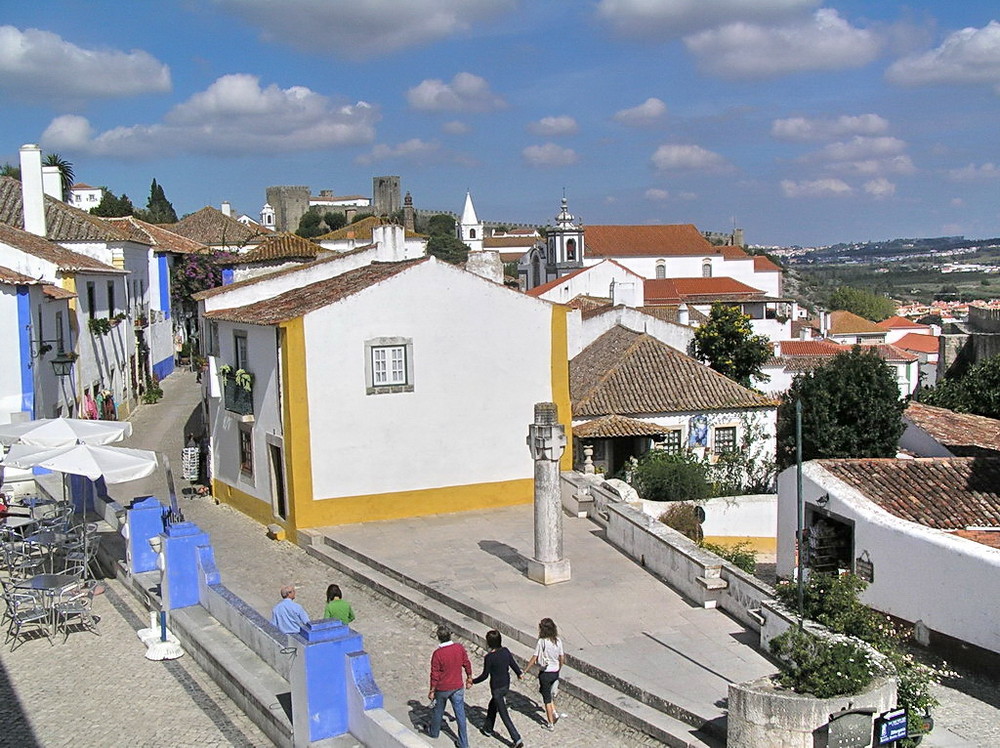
left=472, top=629, right=524, bottom=747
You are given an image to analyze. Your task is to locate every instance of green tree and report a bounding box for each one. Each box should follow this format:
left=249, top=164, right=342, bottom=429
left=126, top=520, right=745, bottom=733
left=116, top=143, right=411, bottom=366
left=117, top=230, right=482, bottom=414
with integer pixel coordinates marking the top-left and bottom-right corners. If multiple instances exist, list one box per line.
left=776, top=347, right=905, bottom=470
left=632, top=450, right=712, bottom=502
left=691, top=304, right=772, bottom=388
left=827, top=286, right=896, bottom=321
left=917, top=354, right=1000, bottom=419
left=138, top=178, right=178, bottom=223
left=0, top=163, right=20, bottom=179
left=427, top=234, right=469, bottom=265
left=90, top=190, right=135, bottom=217
left=42, top=152, right=74, bottom=201
left=296, top=211, right=325, bottom=238
left=323, top=211, right=347, bottom=232
left=426, top=213, right=456, bottom=236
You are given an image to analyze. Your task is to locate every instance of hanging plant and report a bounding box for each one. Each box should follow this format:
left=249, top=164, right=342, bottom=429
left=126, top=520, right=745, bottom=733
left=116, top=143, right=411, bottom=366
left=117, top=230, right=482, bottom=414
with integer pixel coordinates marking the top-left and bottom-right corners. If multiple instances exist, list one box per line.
left=234, top=368, right=254, bottom=392
left=218, top=363, right=234, bottom=378
left=88, top=317, right=112, bottom=335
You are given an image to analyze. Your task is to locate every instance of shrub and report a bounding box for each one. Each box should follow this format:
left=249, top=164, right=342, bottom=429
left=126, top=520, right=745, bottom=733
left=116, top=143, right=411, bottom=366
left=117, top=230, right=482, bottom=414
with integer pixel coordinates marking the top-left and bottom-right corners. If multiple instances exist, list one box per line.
left=700, top=540, right=757, bottom=573
left=142, top=375, right=163, bottom=404
left=632, top=449, right=712, bottom=502
left=770, top=628, right=878, bottom=698
left=658, top=503, right=703, bottom=542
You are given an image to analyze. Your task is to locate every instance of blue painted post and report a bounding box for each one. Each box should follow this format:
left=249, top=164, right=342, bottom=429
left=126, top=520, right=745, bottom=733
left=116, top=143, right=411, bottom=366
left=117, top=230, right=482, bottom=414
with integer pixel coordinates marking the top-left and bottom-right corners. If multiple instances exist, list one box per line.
left=290, top=619, right=365, bottom=744
left=160, top=520, right=211, bottom=610
left=124, top=496, right=168, bottom=574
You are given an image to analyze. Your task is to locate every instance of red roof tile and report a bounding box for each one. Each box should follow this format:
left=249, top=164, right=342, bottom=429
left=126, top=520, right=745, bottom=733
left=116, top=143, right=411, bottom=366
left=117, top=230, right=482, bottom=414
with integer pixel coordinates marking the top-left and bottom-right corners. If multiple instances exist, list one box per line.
left=105, top=216, right=207, bottom=254
left=828, top=310, right=885, bottom=335
left=221, top=232, right=323, bottom=264
left=779, top=340, right=846, bottom=356
left=0, top=222, right=122, bottom=274
left=904, top=401, right=1000, bottom=457
left=573, top=414, right=674, bottom=438
left=876, top=315, right=929, bottom=331
left=584, top=224, right=720, bottom=258
left=895, top=332, right=939, bottom=355
left=753, top=255, right=782, bottom=272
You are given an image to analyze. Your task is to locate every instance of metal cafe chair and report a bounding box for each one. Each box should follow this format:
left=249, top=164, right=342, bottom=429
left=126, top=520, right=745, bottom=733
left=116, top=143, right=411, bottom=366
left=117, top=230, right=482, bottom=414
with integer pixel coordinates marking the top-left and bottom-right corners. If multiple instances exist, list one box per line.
left=2, top=583, right=51, bottom=650
left=62, top=533, right=101, bottom=579
left=54, top=581, right=100, bottom=642
left=0, top=542, right=45, bottom=581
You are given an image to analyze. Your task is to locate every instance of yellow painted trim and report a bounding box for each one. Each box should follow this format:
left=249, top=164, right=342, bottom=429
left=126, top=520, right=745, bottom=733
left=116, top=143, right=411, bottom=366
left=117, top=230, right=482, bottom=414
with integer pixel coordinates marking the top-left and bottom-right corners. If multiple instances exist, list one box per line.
left=550, top=304, right=573, bottom=470
left=210, top=478, right=279, bottom=526
left=702, top=535, right=776, bottom=554
left=292, top=478, right=534, bottom=528
left=279, top=318, right=312, bottom=543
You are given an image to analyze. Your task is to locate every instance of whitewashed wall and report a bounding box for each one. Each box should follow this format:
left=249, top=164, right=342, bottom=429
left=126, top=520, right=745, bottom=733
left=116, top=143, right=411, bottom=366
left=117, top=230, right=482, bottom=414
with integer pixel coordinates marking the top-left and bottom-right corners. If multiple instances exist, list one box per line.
left=534, top=260, right=643, bottom=306
left=0, top=287, right=24, bottom=422
left=777, top=463, right=1000, bottom=656
left=306, top=258, right=555, bottom=499
left=569, top=305, right=694, bottom=357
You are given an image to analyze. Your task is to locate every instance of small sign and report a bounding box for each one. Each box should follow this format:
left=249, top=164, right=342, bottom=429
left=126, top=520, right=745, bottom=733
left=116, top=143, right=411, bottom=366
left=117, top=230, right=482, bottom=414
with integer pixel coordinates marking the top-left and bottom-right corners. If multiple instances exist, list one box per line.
left=856, top=550, right=875, bottom=583
left=876, top=708, right=908, bottom=745
left=828, top=708, right=875, bottom=748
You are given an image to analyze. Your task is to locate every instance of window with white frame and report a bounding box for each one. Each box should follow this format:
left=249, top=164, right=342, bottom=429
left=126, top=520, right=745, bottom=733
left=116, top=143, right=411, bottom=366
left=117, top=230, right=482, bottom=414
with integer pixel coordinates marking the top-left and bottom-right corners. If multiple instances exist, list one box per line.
left=714, top=426, right=737, bottom=454
left=365, top=337, right=414, bottom=394
left=662, top=429, right=682, bottom=454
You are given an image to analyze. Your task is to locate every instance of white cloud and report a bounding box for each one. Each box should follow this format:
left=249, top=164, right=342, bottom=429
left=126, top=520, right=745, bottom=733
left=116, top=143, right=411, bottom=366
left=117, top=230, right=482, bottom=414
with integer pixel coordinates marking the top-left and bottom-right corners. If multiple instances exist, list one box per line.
left=213, top=0, right=516, bottom=60
left=0, top=25, right=170, bottom=101
left=356, top=138, right=471, bottom=166
left=887, top=21, right=1000, bottom=93
left=797, top=136, right=916, bottom=177
left=41, top=74, right=377, bottom=158
left=527, top=116, right=578, bottom=136
left=947, top=162, right=1000, bottom=181
left=651, top=144, right=730, bottom=172
left=645, top=188, right=670, bottom=201
left=442, top=120, right=470, bottom=135
left=613, top=98, right=667, bottom=126
left=781, top=178, right=853, bottom=197
left=595, top=0, right=817, bottom=38
left=684, top=9, right=881, bottom=79
left=407, top=72, right=506, bottom=112
left=771, top=114, right=889, bottom=141
left=522, top=143, right=579, bottom=168
left=863, top=177, right=896, bottom=199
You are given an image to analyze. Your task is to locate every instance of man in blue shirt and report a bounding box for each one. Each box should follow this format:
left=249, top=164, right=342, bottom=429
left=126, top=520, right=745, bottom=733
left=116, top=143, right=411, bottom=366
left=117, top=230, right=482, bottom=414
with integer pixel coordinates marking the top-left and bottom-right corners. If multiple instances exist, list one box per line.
left=271, top=584, right=310, bottom=634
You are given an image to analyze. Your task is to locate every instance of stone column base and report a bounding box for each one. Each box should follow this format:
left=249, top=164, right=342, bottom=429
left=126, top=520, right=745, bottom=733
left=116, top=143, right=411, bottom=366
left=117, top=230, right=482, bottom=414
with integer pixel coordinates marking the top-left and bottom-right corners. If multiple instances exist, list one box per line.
left=526, top=558, right=572, bottom=585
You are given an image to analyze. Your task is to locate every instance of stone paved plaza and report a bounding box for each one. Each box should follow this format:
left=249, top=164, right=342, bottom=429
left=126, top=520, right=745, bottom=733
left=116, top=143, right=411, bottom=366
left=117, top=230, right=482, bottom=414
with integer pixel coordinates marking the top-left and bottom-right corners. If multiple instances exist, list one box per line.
left=3, top=368, right=999, bottom=746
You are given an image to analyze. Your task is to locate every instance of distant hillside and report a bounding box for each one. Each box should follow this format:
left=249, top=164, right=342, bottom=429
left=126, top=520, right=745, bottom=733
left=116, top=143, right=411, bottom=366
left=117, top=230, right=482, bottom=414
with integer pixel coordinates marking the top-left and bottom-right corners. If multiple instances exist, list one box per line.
left=787, top=235, right=1000, bottom=265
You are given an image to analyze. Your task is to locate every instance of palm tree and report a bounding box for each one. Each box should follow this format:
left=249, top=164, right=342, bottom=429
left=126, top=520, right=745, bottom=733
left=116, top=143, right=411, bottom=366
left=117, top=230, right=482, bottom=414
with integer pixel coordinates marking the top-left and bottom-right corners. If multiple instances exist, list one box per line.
left=43, top=153, right=75, bottom=201
left=0, top=163, right=20, bottom=180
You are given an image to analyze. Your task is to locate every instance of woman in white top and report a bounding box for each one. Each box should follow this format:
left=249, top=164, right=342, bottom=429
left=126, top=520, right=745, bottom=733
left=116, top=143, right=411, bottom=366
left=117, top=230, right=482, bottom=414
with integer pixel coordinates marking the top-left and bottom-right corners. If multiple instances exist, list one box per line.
left=525, top=617, right=564, bottom=730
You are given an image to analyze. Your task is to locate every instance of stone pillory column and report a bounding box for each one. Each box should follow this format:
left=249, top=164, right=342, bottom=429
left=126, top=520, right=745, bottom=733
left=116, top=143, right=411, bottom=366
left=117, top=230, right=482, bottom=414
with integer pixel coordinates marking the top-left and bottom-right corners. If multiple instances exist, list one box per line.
left=526, top=402, right=571, bottom=585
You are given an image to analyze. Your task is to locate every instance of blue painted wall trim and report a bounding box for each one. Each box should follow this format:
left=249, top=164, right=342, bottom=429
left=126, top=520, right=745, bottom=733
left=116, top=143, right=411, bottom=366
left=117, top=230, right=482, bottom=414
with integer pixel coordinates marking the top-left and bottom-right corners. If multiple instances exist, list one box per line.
left=16, top=286, right=34, bottom=415
left=153, top=355, right=175, bottom=382
left=222, top=268, right=234, bottom=286
left=158, top=254, right=171, bottom=319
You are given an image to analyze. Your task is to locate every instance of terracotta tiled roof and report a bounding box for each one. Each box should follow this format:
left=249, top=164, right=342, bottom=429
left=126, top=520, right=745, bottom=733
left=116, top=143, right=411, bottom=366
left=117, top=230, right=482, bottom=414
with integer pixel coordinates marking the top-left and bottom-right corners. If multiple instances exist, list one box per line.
left=483, top=236, right=538, bottom=249
left=951, top=529, right=1000, bottom=548
left=315, top=216, right=424, bottom=241
left=573, top=414, right=674, bottom=438
left=70, top=183, right=95, bottom=190
left=753, top=255, right=782, bottom=272
left=828, top=310, right=885, bottom=335
left=818, top=457, right=1000, bottom=530
left=863, top=343, right=918, bottom=362
left=644, top=277, right=764, bottom=305
left=0, top=265, right=39, bottom=284
left=876, top=315, right=929, bottom=331
left=220, top=232, right=323, bottom=264
left=0, top=222, right=122, bottom=274
left=43, top=285, right=76, bottom=299
left=166, top=206, right=266, bottom=246
left=895, top=332, right=939, bottom=355
left=791, top=319, right=819, bottom=338
left=768, top=355, right=833, bottom=373
left=567, top=295, right=611, bottom=312
left=779, top=340, right=846, bottom=356
left=636, top=304, right=707, bottom=325
left=0, top=176, right=136, bottom=242
left=905, top=402, right=1000, bottom=457
left=105, top=216, right=206, bottom=254
left=584, top=224, right=719, bottom=258
left=571, top=325, right=775, bottom=417
left=527, top=265, right=589, bottom=297
left=204, top=258, right=428, bottom=325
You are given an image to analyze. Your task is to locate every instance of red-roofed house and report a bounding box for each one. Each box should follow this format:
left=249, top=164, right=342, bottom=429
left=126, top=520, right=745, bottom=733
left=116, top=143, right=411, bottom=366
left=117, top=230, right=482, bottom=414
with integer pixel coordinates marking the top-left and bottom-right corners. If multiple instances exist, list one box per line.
left=777, top=457, right=1000, bottom=660
left=876, top=315, right=933, bottom=344
left=196, top=251, right=571, bottom=538
left=894, top=331, right=940, bottom=387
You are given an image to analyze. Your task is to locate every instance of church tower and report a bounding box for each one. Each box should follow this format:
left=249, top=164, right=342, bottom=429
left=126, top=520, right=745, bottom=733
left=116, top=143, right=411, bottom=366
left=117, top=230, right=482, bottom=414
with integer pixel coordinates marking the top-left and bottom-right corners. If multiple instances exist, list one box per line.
left=457, top=191, right=484, bottom=253
left=546, top=194, right=585, bottom=275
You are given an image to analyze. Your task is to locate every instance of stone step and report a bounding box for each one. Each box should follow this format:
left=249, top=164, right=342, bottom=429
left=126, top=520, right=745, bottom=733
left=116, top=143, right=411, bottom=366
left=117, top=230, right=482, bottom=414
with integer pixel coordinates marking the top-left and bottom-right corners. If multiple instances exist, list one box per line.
left=300, top=529, right=722, bottom=748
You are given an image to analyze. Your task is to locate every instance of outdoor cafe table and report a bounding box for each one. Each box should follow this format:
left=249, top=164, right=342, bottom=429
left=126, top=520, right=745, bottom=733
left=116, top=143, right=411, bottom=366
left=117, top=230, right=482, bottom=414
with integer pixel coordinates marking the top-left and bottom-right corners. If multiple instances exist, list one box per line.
left=22, top=531, right=70, bottom=573
left=20, top=496, right=57, bottom=519
left=3, top=515, right=40, bottom=535
left=14, top=573, right=80, bottom=637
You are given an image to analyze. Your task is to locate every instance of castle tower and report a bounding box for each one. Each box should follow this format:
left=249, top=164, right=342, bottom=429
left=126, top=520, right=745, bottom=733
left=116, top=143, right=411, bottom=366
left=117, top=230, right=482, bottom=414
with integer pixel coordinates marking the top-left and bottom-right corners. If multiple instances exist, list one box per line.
left=372, top=176, right=401, bottom=217
left=546, top=194, right=585, bottom=275
left=457, top=191, right=484, bottom=253
left=265, top=186, right=309, bottom=232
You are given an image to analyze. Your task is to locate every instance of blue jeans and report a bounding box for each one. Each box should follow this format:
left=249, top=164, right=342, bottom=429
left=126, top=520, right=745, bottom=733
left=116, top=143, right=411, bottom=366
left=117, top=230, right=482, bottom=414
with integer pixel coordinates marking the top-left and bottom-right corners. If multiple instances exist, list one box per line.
left=429, top=688, right=468, bottom=748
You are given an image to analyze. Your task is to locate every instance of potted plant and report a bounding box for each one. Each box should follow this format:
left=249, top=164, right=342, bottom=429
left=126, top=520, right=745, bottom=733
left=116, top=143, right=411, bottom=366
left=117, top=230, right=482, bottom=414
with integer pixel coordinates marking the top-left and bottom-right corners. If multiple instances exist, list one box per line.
left=88, top=317, right=112, bottom=335
left=110, top=312, right=128, bottom=327
left=234, top=368, right=254, bottom=391
left=218, top=363, right=234, bottom=378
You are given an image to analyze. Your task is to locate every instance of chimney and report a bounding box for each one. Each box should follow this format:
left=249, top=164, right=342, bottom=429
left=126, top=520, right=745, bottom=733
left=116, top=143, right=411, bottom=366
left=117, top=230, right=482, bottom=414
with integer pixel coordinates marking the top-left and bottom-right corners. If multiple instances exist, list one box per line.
left=19, top=144, right=47, bottom=237
left=42, top=166, right=62, bottom=200
left=221, top=201, right=232, bottom=217
left=677, top=303, right=690, bottom=326
left=800, top=326, right=808, bottom=341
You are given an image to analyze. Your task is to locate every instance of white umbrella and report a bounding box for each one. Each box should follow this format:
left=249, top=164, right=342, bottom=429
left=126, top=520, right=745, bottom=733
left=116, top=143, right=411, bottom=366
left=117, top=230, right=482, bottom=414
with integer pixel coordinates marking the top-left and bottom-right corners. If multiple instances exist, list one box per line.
left=0, top=418, right=132, bottom=447
left=2, top=443, right=158, bottom=483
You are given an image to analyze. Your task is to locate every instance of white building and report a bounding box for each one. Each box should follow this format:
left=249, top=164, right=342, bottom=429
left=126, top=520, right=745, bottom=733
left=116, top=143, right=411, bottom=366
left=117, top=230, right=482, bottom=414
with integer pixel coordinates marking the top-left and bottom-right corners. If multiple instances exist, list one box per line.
left=195, top=249, right=571, bottom=538
left=68, top=183, right=104, bottom=210
left=776, top=458, right=1000, bottom=658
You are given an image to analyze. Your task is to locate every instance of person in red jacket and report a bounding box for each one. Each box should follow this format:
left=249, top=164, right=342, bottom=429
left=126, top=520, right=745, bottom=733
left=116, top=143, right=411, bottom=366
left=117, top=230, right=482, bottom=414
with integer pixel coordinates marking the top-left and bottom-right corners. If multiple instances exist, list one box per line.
left=427, top=625, right=472, bottom=748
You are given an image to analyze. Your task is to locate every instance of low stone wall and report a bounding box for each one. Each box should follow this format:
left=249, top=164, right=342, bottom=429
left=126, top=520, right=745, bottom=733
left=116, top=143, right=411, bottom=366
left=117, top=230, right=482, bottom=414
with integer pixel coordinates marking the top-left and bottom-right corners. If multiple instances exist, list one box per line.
left=728, top=676, right=897, bottom=748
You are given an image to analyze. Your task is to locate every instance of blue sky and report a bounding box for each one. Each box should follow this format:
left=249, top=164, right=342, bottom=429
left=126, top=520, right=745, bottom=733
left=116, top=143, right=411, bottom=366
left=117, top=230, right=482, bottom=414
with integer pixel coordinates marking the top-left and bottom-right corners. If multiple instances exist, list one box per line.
left=1, top=0, right=998, bottom=246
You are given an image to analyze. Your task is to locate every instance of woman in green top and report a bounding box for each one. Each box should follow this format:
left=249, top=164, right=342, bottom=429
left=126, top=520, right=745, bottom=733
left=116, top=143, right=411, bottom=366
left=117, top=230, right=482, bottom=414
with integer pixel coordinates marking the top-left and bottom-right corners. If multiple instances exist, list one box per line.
left=323, top=584, right=356, bottom=624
